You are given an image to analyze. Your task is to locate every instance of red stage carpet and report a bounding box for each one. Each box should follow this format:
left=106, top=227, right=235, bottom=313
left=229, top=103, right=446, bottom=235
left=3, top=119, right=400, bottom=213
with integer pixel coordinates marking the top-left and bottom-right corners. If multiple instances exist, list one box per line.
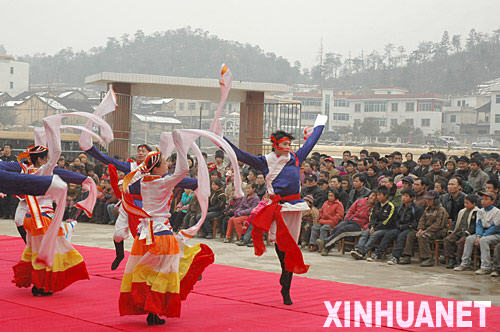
left=0, top=235, right=498, bottom=331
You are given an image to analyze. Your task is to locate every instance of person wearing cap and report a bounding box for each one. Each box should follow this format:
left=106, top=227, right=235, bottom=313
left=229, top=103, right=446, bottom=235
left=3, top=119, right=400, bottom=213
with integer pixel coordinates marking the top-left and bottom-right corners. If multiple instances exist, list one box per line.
left=455, top=191, right=500, bottom=274
left=400, top=190, right=449, bottom=266
left=320, top=192, right=377, bottom=255
left=377, top=157, right=390, bottom=176
left=468, top=158, right=490, bottom=193
left=347, top=174, right=371, bottom=210
left=224, top=115, right=327, bottom=305
left=300, top=195, right=319, bottom=248
left=413, top=154, right=432, bottom=177
left=351, top=186, right=396, bottom=260
left=386, top=189, right=423, bottom=265
left=309, top=189, right=344, bottom=252
left=400, top=176, right=414, bottom=191
left=443, top=194, right=479, bottom=268
left=324, top=157, right=339, bottom=178
left=389, top=161, right=402, bottom=178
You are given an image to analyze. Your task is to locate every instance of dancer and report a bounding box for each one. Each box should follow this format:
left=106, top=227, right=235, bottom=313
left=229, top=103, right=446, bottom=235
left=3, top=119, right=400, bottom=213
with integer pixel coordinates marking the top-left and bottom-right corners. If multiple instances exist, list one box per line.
left=11, top=144, right=90, bottom=296
left=119, top=134, right=214, bottom=325
left=225, top=114, right=327, bottom=305
left=11, top=112, right=110, bottom=296
left=0, top=154, right=96, bottom=244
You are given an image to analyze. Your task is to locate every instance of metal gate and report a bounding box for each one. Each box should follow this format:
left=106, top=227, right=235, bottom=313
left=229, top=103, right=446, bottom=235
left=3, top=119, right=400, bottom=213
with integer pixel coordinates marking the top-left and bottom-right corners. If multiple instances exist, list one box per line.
left=262, top=102, right=302, bottom=154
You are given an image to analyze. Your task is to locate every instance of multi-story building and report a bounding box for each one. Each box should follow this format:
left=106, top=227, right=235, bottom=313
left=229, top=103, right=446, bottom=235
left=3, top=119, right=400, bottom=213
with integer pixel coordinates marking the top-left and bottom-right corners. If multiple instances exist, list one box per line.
left=489, top=85, right=500, bottom=136
left=442, top=95, right=490, bottom=138
left=292, top=92, right=322, bottom=127
left=0, top=55, right=29, bottom=96
left=323, top=87, right=445, bottom=136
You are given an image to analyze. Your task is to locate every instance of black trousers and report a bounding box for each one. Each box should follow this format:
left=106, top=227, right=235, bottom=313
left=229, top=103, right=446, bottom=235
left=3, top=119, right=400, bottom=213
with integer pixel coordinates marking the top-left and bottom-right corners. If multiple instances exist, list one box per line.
left=275, top=244, right=292, bottom=293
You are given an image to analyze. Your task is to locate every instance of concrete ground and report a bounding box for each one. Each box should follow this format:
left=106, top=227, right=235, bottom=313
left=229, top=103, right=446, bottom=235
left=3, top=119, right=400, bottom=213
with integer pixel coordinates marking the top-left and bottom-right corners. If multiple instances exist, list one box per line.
left=1, top=219, right=499, bottom=305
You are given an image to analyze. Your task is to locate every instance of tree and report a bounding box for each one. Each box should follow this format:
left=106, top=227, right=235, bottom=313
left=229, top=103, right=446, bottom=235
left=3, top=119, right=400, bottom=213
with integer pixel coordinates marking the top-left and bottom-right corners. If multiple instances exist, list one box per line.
left=384, top=43, right=395, bottom=68
left=451, top=34, right=461, bottom=53
left=359, top=118, right=381, bottom=139
left=324, top=52, right=342, bottom=79
left=0, top=44, right=6, bottom=54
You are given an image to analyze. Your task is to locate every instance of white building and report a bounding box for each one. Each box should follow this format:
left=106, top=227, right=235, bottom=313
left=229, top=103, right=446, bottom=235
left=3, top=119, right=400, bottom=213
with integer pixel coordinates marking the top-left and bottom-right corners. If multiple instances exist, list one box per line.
left=442, top=95, right=490, bottom=137
left=0, top=55, right=29, bottom=96
left=489, top=85, right=500, bottom=136
left=323, top=88, right=445, bottom=136
left=292, top=92, right=322, bottom=127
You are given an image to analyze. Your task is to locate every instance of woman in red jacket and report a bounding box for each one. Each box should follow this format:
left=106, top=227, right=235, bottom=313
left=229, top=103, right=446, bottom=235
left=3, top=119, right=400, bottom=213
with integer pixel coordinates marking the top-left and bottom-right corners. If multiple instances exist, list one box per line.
left=308, top=189, right=344, bottom=251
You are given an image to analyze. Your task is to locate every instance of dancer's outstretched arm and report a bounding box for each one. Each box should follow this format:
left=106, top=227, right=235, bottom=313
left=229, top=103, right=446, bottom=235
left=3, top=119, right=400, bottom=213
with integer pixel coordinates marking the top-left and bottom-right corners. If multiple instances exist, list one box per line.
left=295, top=115, right=327, bottom=163
left=84, top=145, right=131, bottom=173
left=0, top=161, right=89, bottom=185
left=223, top=138, right=268, bottom=173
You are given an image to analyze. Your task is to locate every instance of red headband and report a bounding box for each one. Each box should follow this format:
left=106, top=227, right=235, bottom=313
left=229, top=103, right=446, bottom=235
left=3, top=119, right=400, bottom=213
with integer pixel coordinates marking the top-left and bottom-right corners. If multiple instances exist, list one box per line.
left=270, top=136, right=298, bottom=166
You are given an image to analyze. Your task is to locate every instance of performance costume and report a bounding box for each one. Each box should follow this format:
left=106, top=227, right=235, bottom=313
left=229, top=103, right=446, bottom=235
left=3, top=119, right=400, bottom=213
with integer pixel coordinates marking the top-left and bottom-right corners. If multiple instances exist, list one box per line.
left=225, top=115, right=327, bottom=305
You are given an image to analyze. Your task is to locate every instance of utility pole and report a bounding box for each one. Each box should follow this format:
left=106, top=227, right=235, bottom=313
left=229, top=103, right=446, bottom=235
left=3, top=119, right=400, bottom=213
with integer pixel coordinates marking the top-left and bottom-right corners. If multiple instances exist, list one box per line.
left=198, top=105, right=202, bottom=148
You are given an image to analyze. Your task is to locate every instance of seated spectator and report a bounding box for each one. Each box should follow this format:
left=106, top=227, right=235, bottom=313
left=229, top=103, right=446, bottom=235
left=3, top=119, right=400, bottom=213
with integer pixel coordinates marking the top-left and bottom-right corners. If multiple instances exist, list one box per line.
left=255, top=172, right=267, bottom=199
left=325, top=157, right=339, bottom=178
left=301, top=174, right=323, bottom=209
left=329, top=175, right=349, bottom=209
left=93, top=179, right=114, bottom=224
left=224, top=183, right=260, bottom=242
left=199, top=179, right=226, bottom=238
left=350, top=186, right=396, bottom=260
left=300, top=160, right=318, bottom=185
left=400, top=190, right=449, bottom=266
left=425, top=159, right=447, bottom=183
left=320, top=192, right=377, bottom=255
left=319, top=171, right=330, bottom=182
left=412, top=177, right=429, bottom=208
left=468, top=158, right=489, bottom=193
left=170, top=189, right=194, bottom=231
left=381, top=176, right=402, bottom=208
left=300, top=195, right=319, bottom=247
left=385, top=189, right=423, bottom=265
left=347, top=174, right=371, bottom=209
left=486, top=180, right=500, bottom=209
left=443, top=194, right=479, bottom=268
left=182, top=193, right=201, bottom=229
left=455, top=191, right=500, bottom=274
left=440, top=177, right=465, bottom=228
left=366, top=165, right=380, bottom=190
left=445, top=159, right=457, bottom=179
left=309, top=189, right=344, bottom=252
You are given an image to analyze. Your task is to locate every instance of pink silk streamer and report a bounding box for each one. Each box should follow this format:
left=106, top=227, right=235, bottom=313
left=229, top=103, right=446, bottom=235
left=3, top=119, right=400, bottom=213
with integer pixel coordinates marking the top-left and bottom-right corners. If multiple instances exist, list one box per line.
left=35, top=112, right=113, bottom=267
left=159, top=129, right=243, bottom=240
left=209, top=64, right=232, bottom=136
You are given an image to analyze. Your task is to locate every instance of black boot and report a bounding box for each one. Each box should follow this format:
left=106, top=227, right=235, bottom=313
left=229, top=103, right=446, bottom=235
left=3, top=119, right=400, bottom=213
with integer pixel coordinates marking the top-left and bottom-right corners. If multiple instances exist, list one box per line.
left=111, top=240, right=125, bottom=270
left=147, top=313, right=165, bottom=326
left=17, top=226, right=27, bottom=244
left=275, top=244, right=293, bottom=305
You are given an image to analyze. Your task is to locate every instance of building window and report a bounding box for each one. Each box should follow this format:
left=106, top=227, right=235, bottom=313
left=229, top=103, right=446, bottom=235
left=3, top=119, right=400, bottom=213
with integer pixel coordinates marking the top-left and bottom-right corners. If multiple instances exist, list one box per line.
left=10, top=67, right=14, bottom=74
left=378, top=118, right=387, bottom=127
left=188, top=102, right=196, bottom=111
left=457, top=101, right=460, bottom=106
left=333, top=99, right=349, bottom=107
left=418, top=101, right=433, bottom=112
left=364, top=101, right=387, bottom=112
left=450, top=115, right=456, bottom=123
left=391, top=103, right=398, bottom=112
left=391, top=119, right=398, bottom=127
left=434, top=103, right=442, bottom=112
left=179, top=103, right=184, bottom=111
left=333, top=113, right=349, bottom=121
left=9, top=82, right=13, bottom=89
left=405, top=102, right=414, bottom=112
left=421, top=119, right=430, bottom=127
left=355, top=103, right=361, bottom=112
left=405, top=119, right=414, bottom=127
left=495, top=114, right=500, bottom=123
left=496, top=95, right=500, bottom=104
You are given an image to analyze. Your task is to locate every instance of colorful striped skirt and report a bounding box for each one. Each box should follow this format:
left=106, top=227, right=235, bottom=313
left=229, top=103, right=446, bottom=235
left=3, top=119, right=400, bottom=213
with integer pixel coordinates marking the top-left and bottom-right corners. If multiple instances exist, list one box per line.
left=12, top=215, right=89, bottom=292
left=119, top=230, right=214, bottom=318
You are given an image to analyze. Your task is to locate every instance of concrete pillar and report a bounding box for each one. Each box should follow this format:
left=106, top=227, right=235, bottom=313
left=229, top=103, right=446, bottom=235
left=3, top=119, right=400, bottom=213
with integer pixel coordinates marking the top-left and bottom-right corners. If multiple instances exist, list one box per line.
left=239, top=91, right=264, bottom=155
left=107, top=83, right=131, bottom=158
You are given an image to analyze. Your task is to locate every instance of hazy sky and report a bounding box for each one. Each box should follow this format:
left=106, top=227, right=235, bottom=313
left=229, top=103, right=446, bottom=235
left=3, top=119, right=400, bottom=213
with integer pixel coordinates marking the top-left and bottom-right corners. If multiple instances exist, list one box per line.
left=2, top=0, right=498, bottom=68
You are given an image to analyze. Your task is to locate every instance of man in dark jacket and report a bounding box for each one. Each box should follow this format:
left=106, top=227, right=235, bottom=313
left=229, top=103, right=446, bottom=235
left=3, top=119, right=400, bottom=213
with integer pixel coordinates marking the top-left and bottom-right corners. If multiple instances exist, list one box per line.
left=329, top=175, right=349, bottom=210
left=301, top=174, right=323, bottom=209
left=347, top=174, right=371, bottom=210
left=351, top=186, right=396, bottom=260
left=200, top=179, right=226, bottom=238
left=401, top=190, right=449, bottom=266
left=384, top=189, right=423, bottom=264
left=440, top=177, right=466, bottom=228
